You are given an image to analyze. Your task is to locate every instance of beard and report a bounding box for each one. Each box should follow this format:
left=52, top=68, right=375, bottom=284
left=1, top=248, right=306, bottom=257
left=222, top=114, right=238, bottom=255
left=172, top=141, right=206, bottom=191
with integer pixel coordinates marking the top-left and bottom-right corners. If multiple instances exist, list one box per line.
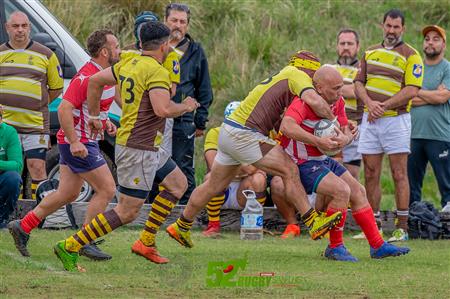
left=338, top=55, right=357, bottom=65
left=384, top=34, right=402, bottom=47
left=424, top=47, right=442, bottom=59
left=170, top=29, right=183, bottom=41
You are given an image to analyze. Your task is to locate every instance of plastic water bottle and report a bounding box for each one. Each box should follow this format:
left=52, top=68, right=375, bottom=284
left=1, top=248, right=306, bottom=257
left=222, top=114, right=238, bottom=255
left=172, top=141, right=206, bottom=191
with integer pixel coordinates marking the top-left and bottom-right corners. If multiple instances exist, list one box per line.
left=240, top=190, right=263, bottom=240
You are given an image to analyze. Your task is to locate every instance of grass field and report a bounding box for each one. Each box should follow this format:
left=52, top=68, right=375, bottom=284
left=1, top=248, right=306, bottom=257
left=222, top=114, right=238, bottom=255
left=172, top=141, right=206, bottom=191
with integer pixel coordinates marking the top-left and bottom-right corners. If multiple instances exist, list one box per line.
left=1, top=228, right=449, bottom=298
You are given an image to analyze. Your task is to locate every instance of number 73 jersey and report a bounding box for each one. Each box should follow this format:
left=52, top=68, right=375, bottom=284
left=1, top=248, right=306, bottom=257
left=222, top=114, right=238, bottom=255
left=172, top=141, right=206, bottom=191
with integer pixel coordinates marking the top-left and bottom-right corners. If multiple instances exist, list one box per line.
left=112, top=54, right=171, bottom=151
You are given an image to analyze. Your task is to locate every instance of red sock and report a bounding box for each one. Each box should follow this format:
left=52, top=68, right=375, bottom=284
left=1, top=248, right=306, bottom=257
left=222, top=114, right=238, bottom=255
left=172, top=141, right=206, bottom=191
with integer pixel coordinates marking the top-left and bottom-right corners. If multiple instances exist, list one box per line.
left=352, top=204, right=384, bottom=249
left=326, top=207, right=347, bottom=248
left=20, top=211, right=42, bottom=234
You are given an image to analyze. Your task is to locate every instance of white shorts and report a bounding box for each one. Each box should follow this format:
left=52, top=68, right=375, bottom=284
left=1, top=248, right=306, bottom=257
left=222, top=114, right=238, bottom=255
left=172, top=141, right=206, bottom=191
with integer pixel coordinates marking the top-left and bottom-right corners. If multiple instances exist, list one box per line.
left=358, top=113, right=411, bottom=155
left=18, top=134, right=49, bottom=151
left=215, top=123, right=277, bottom=166
left=342, top=137, right=361, bottom=163
left=222, top=181, right=243, bottom=210
left=115, top=144, right=164, bottom=192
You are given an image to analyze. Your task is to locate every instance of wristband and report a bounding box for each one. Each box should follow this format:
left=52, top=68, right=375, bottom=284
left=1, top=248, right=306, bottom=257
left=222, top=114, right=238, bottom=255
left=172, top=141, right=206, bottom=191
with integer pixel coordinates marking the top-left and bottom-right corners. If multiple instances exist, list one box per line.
left=87, top=114, right=100, bottom=120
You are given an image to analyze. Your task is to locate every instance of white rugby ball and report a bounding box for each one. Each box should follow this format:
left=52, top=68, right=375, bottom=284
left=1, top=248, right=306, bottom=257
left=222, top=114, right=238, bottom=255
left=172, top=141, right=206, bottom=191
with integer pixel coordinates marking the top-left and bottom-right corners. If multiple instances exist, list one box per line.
left=314, top=119, right=339, bottom=156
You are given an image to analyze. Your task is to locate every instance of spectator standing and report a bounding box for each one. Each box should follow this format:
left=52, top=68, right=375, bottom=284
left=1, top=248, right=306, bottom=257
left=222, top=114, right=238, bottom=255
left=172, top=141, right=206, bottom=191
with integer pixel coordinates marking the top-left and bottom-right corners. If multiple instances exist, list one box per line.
left=409, top=25, right=450, bottom=210
left=354, top=9, right=424, bottom=242
left=164, top=3, right=213, bottom=204
left=0, top=11, right=63, bottom=200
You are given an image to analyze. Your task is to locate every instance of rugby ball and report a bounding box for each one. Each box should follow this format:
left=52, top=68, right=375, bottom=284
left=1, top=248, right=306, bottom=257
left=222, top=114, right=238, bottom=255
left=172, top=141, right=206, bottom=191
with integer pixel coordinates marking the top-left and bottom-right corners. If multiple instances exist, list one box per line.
left=314, top=119, right=339, bottom=156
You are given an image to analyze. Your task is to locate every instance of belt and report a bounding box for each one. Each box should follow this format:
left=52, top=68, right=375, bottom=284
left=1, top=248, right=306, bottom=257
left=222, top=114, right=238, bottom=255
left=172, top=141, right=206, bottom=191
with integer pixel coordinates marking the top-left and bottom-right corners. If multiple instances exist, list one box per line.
left=223, top=119, right=258, bottom=132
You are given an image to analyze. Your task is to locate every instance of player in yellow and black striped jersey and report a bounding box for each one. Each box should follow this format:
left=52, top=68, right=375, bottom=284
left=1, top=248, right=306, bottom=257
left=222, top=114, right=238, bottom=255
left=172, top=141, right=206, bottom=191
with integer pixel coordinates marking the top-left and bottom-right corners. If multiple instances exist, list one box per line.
left=202, top=102, right=267, bottom=237
left=122, top=13, right=192, bottom=246
left=0, top=12, right=64, bottom=200
left=53, top=21, right=199, bottom=271
left=167, top=51, right=346, bottom=249
left=354, top=9, right=423, bottom=243
left=330, top=28, right=364, bottom=181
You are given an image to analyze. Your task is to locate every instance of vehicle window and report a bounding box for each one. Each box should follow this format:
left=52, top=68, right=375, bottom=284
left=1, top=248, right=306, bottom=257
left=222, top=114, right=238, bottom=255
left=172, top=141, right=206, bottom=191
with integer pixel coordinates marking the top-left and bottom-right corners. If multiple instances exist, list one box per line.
left=4, top=0, right=42, bottom=37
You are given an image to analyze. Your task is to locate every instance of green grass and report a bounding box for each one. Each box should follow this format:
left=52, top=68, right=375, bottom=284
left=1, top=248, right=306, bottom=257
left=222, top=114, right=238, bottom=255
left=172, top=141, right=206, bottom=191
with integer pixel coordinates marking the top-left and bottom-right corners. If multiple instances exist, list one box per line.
left=41, top=0, right=449, bottom=208
left=1, top=228, right=449, bottom=298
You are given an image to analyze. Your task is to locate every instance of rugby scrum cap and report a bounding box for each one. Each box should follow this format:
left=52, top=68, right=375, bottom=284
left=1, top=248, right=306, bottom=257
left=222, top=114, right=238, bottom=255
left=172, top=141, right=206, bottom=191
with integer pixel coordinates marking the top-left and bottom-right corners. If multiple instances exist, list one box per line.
left=422, top=25, right=446, bottom=42
left=134, top=11, right=159, bottom=41
left=288, top=50, right=321, bottom=77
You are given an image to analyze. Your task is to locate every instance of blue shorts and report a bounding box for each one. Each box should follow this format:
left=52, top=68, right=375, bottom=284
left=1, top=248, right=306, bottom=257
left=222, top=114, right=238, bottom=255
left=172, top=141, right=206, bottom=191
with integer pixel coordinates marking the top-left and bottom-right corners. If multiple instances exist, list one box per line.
left=298, top=157, right=347, bottom=194
left=58, top=142, right=106, bottom=174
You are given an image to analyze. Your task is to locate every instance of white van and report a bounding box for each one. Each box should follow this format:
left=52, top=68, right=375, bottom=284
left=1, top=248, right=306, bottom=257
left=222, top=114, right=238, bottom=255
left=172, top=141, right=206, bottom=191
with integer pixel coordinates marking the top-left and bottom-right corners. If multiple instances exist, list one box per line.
left=1, top=0, right=121, bottom=203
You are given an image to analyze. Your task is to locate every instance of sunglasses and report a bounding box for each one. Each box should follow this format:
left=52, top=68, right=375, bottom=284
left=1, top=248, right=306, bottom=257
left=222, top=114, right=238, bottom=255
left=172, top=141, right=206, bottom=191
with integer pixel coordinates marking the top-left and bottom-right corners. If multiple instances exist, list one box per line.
left=167, top=3, right=190, bottom=13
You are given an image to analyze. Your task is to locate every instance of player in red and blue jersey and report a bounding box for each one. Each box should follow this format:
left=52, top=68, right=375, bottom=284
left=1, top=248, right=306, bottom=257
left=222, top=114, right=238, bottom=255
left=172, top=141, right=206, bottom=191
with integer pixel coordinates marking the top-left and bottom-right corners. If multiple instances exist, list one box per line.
left=9, top=30, right=120, bottom=261
left=280, top=66, right=410, bottom=261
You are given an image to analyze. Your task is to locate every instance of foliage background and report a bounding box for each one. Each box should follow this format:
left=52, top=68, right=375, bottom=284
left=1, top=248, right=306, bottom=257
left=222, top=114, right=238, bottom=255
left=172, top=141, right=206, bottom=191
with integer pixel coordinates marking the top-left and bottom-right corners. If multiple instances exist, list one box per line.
left=43, top=0, right=450, bottom=208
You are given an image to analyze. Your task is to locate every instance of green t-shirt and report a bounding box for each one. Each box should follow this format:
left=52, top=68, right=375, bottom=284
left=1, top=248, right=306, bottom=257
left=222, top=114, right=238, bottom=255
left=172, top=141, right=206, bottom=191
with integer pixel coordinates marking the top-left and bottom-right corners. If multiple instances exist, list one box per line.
left=0, top=122, right=23, bottom=173
left=410, top=59, right=450, bottom=141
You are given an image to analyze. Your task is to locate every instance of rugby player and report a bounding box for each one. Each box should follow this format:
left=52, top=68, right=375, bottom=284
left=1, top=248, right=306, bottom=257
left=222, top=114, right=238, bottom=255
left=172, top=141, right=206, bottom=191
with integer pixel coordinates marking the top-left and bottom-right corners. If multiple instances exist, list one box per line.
left=202, top=102, right=267, bottom=237
left=280, top=66, right=410, bottom=261
left=166, top=51, right=344, bottom=249
left=8, top=30, right=121, bottom=260
left=52, top=21, right=199, bottom=271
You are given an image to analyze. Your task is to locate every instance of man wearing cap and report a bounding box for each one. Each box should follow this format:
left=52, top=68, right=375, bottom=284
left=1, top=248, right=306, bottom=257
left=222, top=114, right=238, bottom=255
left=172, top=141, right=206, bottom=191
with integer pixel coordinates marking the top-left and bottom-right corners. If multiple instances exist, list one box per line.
left=166, top=50, right=346, bottom=249
left=408, top=25, right=450, bottom=210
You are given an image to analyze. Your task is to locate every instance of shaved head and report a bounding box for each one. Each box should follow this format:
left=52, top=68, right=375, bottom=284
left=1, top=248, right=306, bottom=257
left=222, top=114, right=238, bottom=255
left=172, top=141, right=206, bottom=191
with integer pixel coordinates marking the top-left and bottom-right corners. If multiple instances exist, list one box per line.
left=6, top=11, right=31, bottom=48
left=313, top=66, right=344, bottom=104
left=7, top=11, right=29, bottom=23
left=313, top=66, right=342, bottom=86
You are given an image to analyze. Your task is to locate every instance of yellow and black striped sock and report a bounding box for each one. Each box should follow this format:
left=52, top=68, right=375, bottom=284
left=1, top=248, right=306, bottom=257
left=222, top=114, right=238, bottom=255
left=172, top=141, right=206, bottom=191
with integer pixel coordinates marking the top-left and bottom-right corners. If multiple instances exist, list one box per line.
left=206, top=193, right=225, bottom=222
left=301, top=208, right=319, bottom=227
left=18, top=184, right=24, bottom=200
left=255, top=192, right=266, bottom=207
left=65, top=209, right=122, bottom=253
left=176, top=214, right=193, bottom=232
left=140, top=190, right=179, bottom=246
left=31, top=179, right=44, bottom=200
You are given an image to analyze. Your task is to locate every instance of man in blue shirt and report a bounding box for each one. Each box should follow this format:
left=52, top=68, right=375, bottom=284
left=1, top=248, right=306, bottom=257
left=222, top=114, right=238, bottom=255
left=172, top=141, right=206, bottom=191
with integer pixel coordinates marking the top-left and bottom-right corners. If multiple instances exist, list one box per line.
left=409, top=25, right=450, bottom=209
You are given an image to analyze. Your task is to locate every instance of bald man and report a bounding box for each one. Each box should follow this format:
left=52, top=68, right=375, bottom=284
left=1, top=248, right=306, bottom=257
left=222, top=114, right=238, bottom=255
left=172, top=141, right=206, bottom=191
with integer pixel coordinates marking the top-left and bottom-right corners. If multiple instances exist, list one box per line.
left=0, top=11, right=63, bottom=200
left=280, top=66, right=410, bottom=261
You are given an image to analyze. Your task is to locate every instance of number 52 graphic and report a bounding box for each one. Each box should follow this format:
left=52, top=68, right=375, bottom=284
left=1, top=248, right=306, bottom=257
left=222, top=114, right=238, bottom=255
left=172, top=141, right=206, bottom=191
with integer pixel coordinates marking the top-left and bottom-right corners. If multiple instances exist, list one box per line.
left=206, top=258, right=248, bottom=287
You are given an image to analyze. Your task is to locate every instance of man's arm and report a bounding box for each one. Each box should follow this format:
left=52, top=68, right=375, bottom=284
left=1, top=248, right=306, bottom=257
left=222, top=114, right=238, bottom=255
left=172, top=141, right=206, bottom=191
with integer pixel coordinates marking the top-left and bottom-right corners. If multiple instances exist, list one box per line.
left=0, top=128, right=23, bottom=173
left=48, top=89, right=63, bottom=103
left=383, top=86, right=420, bottom=110
left=150, top=90, right=198, bottom=118
left=58, top=100, right=79, bottom=144
left=280, top=116, right=338, bottom=151
left=416, top=86, right=450, bottom=105
left=193, top=46, right=213, bottom=131
left=204, top=149, right=217, bottom=172
left=87, top=68, right=117, bottom=117
left=114, top=85, right=122, bottom=108
left=301, top=89, right=335, bottom=120
left=341, top=84, right=356, bottom=99
left=354, top=81, right=385, bottom=118
left=411, top=96, right=428, bottom=107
